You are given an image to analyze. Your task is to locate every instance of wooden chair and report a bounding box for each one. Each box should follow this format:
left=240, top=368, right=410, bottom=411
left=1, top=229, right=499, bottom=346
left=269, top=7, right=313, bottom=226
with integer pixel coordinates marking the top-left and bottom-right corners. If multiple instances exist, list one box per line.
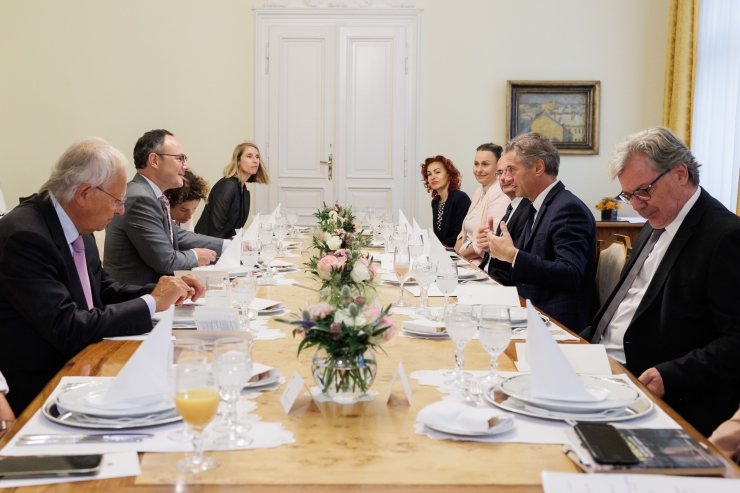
left=595, top=234, right=631, bottom=306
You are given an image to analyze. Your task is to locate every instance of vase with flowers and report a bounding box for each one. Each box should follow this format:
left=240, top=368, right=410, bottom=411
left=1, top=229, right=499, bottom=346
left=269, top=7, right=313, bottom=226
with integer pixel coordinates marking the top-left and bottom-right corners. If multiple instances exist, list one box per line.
left=595, top=196, right=621, bottom=221
left=278, top=286, right=398, bottom=402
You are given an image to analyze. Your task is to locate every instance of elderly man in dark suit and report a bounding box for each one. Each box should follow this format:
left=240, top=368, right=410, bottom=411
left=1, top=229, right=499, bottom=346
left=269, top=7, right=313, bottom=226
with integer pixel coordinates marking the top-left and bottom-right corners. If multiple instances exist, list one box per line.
left=478, top=152, right=532, bottom=284
left=582, top=127, right=740, bottom=437
left=0, top=138, right=204, bottom=416
left=487, top=133, right=597, bottom=333
left=105, top=129, right=224, bottom=285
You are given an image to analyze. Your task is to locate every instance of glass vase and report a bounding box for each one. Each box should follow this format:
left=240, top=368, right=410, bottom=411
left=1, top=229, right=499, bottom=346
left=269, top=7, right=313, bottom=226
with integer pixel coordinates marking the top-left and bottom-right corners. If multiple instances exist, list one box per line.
left=311, top=347, right=377, bottom=403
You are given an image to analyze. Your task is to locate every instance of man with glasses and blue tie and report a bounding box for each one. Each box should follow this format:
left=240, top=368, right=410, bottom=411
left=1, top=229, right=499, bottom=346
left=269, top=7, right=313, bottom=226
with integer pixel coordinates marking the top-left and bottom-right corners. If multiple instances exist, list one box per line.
left=105, top=129, right=226, bottom=285
left=583, top=126, right=740, bottom=437
left=0, top=138, right=204, bottom=416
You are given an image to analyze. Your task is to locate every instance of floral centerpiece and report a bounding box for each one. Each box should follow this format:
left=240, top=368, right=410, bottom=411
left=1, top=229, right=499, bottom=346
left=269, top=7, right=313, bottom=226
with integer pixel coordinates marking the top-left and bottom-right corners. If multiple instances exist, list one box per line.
left=595, top=196, right=621, bottom=221
left=277, top=286, right=398, bottom=401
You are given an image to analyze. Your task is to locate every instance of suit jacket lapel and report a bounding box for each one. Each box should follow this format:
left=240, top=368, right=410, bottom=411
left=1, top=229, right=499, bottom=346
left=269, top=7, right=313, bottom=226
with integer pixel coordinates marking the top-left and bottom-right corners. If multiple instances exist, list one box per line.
left=36, top=192, right=89, bottom=307
left=630, top=189, right=707, bottom=323
left=523, top=182, right=564, bottom=251
left=133, top=173, right=176, bottom=247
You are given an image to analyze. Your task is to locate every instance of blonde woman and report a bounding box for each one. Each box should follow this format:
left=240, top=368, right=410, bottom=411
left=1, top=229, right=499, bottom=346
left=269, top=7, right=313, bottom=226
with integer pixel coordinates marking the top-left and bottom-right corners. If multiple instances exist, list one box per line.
left=195, top=143, right=271, bottom=239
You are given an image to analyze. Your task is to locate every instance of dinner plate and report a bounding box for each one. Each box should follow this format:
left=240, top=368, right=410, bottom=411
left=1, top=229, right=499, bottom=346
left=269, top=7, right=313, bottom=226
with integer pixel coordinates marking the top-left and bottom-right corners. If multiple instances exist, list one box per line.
left=457, top=269, right=479, bottom=280
left=402, top=327, right=449, bottom=339
left=424, top=418, right=515, bottom=437
left=43, top=401, right=181, bottom=430
left=57, top=380, right=176, bottom=418
left=499, top=375, right=640, bottom=412
left=485, top=387, right=654, bottom=422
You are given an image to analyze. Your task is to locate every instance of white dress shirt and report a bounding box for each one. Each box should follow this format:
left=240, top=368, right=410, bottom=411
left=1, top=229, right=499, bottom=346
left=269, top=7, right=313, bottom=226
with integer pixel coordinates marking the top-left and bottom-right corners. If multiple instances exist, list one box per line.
left=512, top=180, right=560, bottom=266
left=0, top=370, right=8, bottom=394
left=140, top=175, right=229, bottom=256
left=600, top=187, right=702, bottom=363
left=49, top=192, right=155, bottom=317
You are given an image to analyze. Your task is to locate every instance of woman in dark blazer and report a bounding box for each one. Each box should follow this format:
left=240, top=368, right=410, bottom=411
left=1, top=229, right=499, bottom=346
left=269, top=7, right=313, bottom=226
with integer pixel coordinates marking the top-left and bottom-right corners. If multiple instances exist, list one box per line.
left=421, top=155, right=471, bottom=247
left=195, top=143, right=271, bottom=239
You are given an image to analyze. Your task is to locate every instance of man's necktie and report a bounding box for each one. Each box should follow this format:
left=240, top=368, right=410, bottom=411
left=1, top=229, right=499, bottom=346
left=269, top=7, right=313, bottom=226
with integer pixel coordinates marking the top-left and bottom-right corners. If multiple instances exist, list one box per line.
left=71, top=236, right=94, bottom=310
left=495, top=203, right=515, bottom=236
left=590, top=228, right=666, bottom=344
left=522, top=203, right=537, bottom=246
left=158, top=195, right=174, bottom=244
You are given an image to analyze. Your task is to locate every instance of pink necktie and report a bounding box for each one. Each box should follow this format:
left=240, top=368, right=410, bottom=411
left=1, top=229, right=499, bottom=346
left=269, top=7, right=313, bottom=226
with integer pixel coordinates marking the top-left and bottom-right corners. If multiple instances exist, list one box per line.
left=158, top=195, right=174, bottom=244
left=71, top=236, right=94, bottom=310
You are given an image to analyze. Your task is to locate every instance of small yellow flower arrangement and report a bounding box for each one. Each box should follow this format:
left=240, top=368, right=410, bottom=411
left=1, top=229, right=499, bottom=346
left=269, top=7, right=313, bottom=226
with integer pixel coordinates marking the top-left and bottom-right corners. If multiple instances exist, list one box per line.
left=595, top=197, right=621, bottom=211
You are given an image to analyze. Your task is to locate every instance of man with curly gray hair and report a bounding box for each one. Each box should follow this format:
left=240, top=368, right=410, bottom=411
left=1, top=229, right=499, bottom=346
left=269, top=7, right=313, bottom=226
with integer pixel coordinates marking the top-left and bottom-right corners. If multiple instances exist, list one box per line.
left=583, top=126, right=740, bottom=437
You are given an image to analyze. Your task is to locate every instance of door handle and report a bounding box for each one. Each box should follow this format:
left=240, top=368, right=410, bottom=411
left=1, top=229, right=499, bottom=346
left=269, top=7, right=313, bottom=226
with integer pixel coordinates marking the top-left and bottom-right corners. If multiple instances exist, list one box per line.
left=320, top=154, right=333, bottom=180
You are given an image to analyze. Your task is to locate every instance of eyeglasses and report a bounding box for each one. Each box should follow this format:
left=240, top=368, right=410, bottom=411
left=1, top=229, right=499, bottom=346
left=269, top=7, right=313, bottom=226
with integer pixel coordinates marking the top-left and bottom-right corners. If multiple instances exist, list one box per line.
left=617, top=170, right=669, bottom=204
left=95, top=186, right=125, bottom=211
left=156, top=153, right=188, bottom=164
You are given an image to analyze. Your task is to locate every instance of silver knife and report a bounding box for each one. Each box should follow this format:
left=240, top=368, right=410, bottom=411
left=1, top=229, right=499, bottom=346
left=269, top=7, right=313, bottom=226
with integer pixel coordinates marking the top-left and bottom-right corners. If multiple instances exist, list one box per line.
left=17, top=433, right=153, bottom=445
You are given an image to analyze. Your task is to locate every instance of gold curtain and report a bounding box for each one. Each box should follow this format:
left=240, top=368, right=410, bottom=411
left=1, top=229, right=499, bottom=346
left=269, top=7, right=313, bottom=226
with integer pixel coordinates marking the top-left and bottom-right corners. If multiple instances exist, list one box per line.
left=662, top=0, right=700, bottom=147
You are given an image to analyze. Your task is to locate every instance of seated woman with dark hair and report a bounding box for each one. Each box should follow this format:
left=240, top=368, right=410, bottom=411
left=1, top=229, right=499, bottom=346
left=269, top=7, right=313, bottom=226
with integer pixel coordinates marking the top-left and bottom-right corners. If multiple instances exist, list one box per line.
left=421, top=155, right=471, bottom=247
left=163, top=170, right=210, bottom=232
left=195, top=143, right=271, bottom=239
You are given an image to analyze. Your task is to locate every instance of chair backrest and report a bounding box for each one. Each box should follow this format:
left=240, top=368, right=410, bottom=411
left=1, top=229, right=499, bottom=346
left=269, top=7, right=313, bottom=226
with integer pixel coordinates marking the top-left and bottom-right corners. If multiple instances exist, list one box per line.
left=93, top=229, right=106, bottom=267
left=595, top=234, right=631, bottom=306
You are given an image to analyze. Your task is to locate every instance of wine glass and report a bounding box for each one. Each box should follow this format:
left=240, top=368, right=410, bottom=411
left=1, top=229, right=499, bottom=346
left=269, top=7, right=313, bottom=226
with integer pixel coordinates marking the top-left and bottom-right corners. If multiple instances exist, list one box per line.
left=435, top=261, right=458, bottom=318
left=408, top=234, right=424, bottom=263
left=205, top=276, right=230, bottom=308
left=379, top=221, right=395, bottom=252
left=241, top=240, right=260, bottom=271
left=478, top=305, right=512, bottom=387
left=259, top=241, right=278, bottom=285
left=286, top=211, right=299, bottom=236
left=367, top=212, right=380, bottom=241
left=174, top=348, right=221, bottom=473
left=167, top=340, right=207, bottom=443
left=232, top=275, right=258, bottom=332
left=258, top=221, right=273, bottom=245
left=274, top=222, right=288, bottom=256
left=393, top=246, right=411, bottom=307
left=413, top=261, right=436, bottom=317
left=443, top=308, right=477, bottom=387
left=212, top=337, right=254, bottom=448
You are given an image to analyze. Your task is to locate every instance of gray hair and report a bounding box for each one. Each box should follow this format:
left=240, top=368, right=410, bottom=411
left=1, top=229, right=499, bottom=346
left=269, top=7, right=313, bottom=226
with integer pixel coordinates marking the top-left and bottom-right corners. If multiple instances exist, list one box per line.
left=40, top=138, right=128, bottom=205
left=504, top=132, right=560, bottom=176
left=607, top=126, right=700, bottom=185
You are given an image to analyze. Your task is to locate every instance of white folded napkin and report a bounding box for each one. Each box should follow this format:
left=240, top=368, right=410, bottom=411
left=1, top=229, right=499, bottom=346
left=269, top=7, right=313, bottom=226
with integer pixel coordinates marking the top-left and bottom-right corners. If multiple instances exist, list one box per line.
left=215, top=228, right=243, bottom=268
left=243, top=214, right=260, bottom=241
left=266, top=204, right=281, bottom=227
left=87, top=306, right=174, bottom=409
left=526, top=300, right=600, bottom=402
left=417, top=400, right=511, bottom=434
left=403, top=319, right=445, bottom=334
left=427, top=228, right=450, bottom=265
left=413, top=219, right=430, bottom=258
left=398, top=209, right=412, bottom=232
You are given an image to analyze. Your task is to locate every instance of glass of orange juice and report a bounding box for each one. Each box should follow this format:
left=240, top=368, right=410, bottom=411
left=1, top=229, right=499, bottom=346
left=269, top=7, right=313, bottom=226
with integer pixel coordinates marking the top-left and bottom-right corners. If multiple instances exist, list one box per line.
left=175, top=350, right=221, bottom=473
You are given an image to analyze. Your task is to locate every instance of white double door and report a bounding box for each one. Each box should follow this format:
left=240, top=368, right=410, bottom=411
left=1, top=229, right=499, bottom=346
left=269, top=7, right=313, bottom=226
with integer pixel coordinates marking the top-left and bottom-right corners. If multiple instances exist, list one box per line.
left=259, top=23, right=413, bottom=225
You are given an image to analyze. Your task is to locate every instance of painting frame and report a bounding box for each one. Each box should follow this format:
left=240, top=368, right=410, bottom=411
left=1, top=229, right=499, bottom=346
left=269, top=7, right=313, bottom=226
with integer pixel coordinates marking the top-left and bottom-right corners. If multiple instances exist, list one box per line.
left=506, top=80, right=600, bottom=155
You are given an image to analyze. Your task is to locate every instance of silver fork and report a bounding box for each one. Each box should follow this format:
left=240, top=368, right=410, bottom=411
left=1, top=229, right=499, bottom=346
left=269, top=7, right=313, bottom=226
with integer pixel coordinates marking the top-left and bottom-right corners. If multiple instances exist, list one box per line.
left=466, top=380, right=487, bottom=408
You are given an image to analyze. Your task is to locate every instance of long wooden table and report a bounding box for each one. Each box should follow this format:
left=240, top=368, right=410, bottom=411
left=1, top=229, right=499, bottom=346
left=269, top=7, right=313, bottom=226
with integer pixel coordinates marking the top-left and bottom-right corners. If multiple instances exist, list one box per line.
left=2, top=242, right=738, bottom=492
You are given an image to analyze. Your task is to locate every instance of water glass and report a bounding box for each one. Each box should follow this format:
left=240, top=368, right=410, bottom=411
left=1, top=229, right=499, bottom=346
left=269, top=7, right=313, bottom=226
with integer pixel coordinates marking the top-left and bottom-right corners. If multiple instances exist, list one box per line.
left=393, top=246, right=411, bottom=307
left=232, top=275, right=258, bottom=332
left=408, top=236, right=424, bottom=262
left=274, top=222, right=288, bottom=256
left=367, top=212, right=380, bottom=240
left=241, top=240, right=260, bottom=270
left=443, top=310, right=477, bottom=388
left=212, top=337, right=254, bottom=448
left=286, top=211, right=299, bottom=236
left=379, top=221, right=395, bottom=251
left=434, top=261, right=458, bottom=319
left=413, top=261, right=436, bottom=317
left=478, top=305, right=512, bottom=387
left=174, top=348, right=220, bottom=473
left=205, top=276, right=230, bottom=308
left=260, top=241, right=278, bottom=285
left=258, top=222, right=273, bottom=245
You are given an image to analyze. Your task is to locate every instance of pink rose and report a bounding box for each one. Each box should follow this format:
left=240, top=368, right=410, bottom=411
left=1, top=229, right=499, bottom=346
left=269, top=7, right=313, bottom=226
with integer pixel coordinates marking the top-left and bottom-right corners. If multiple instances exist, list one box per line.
left=309, top=302, right=335, bottom=319
left=380, top=316, right=398, bottom=341
left=317, top=255, right=344, bottom=280
left=363, top=306, right=382, bottom=319
left=330, top=322, right=342, bottom=333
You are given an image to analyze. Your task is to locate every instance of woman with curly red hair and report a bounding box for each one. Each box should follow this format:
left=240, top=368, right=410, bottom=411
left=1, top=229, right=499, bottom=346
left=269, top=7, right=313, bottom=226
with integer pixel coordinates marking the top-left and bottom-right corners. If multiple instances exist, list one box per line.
left=421, top=156, right=471, bottom=247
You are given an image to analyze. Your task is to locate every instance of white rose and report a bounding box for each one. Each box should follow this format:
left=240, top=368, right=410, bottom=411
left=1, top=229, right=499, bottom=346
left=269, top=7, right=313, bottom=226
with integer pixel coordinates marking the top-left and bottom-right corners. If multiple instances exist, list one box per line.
left=334, top=309, right=367, bottom=328
left=350, top=261, right=370, bottom=283
left=326, top=235, right=343, bottom=251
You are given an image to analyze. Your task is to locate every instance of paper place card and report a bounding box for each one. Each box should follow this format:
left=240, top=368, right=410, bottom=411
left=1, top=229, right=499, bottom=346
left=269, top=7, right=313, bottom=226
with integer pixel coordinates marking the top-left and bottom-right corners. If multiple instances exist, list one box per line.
left=280, top=371, right=305, bottom=414
left=455, top=284, right=521, bottom=307
left=193, top=307, right=240, bottom=332
left=249, top=297, right=282, bottom=311
left=386, top=362, right=412, bottom=404
left=515, top=343, right=612, bottom=375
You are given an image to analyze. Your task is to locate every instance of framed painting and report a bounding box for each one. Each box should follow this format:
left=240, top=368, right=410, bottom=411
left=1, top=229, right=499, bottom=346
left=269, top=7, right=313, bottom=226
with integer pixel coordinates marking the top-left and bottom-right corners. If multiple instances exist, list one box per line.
left=506, top=80, right=600, bottom=155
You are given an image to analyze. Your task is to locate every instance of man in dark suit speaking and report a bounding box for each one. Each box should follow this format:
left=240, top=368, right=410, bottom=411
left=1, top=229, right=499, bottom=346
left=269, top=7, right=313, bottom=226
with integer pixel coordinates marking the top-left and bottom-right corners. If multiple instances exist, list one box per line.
left=582, top=127, right=740, bottom=437
left=0, top=138, right=204, bottom=416
left=487, top=133, right=597, bottom=333
left=105, top=129, right=225, bottom=286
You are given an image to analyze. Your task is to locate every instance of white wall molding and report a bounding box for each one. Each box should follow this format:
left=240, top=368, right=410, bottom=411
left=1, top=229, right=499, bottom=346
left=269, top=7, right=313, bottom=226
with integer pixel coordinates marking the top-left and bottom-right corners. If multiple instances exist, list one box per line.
left=261, top=0, right=414, bottom=9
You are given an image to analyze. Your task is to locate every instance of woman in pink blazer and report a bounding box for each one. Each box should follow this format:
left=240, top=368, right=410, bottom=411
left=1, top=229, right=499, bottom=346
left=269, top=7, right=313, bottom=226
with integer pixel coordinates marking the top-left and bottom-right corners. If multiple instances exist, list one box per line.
left=455, top=143, right=511, bottom=266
